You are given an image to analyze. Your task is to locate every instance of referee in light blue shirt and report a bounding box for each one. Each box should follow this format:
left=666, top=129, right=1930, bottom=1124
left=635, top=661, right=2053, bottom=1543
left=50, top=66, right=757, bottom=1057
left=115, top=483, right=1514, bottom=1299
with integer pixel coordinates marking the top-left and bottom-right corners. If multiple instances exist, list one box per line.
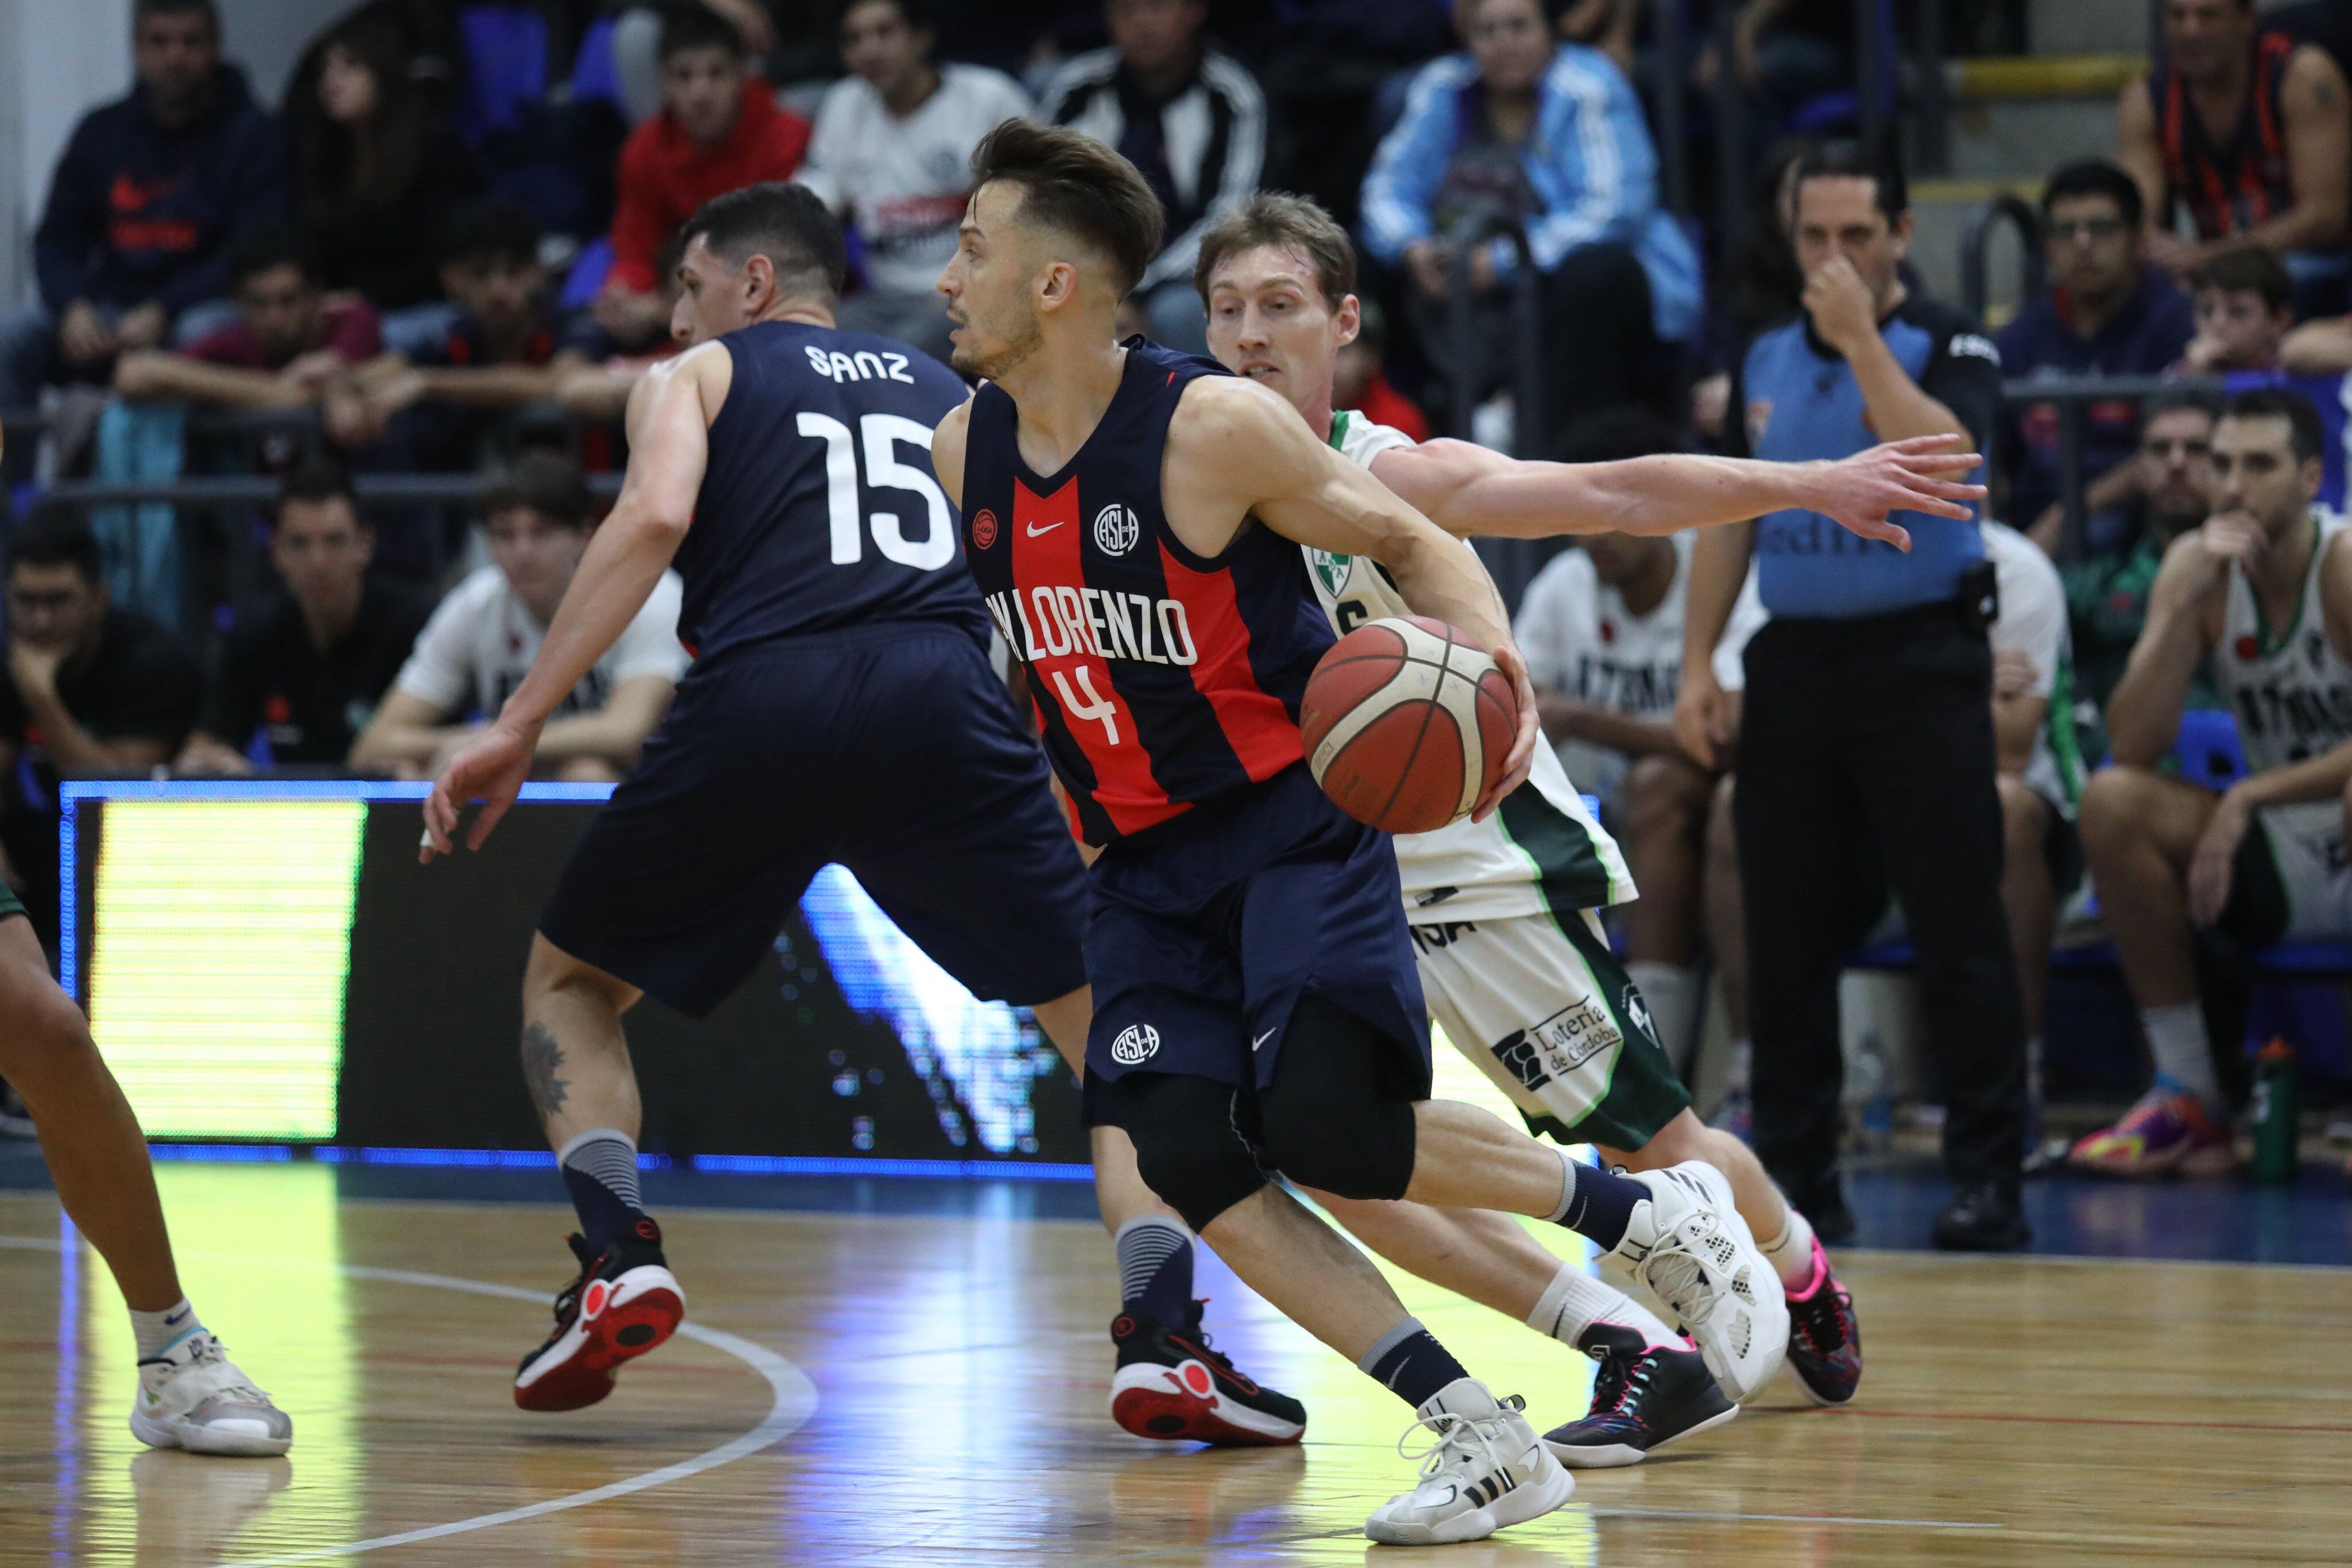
left=1677, top=144, right=2032, bottom=1253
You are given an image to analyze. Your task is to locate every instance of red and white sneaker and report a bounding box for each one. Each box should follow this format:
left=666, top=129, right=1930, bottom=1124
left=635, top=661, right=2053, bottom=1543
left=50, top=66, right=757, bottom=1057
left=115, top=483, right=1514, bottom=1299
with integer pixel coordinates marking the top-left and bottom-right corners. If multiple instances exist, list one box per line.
left=513, top=1218, right=684, bottom=1412
left=1109, top=1300, right=1305, bottom=1446
left=2067, top=1089, right=2235, bottom=1178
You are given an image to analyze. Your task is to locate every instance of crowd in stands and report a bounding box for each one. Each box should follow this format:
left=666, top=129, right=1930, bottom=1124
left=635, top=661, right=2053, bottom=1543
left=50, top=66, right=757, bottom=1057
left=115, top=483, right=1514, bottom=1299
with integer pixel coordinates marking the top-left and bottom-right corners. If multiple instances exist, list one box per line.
left=5, top=0, right=2352, bottom=1171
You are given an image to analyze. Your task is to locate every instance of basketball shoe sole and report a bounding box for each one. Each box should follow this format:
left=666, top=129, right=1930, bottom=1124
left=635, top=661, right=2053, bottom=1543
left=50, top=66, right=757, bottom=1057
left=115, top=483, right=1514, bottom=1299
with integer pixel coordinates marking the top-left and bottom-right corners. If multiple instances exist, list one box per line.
left=1110, top=1358, right=1305, bottom=1445
left=513, top=1263, right=685, bottom=1412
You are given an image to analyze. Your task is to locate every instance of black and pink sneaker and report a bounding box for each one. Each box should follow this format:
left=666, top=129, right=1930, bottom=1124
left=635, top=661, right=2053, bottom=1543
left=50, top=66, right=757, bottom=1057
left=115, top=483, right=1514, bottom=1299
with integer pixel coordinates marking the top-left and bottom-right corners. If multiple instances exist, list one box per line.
left=1541, top=1327, right=1736, bottom=1468
left=513, top=1217, right=684, bottom=1412
left=1782, top=1236, right=1861, bottom=1406
left=1109, top=1300, right=1305, bottom=1446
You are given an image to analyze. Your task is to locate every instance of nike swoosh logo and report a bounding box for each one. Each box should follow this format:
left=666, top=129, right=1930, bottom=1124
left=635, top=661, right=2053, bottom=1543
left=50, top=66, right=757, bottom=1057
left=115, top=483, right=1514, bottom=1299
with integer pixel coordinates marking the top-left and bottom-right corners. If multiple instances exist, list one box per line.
left=163, top=1309, right=189, bottom=1325
left=1252, top=1029, right=1276, bottom=1051
left=1026, top=521, right=1064, bottom=536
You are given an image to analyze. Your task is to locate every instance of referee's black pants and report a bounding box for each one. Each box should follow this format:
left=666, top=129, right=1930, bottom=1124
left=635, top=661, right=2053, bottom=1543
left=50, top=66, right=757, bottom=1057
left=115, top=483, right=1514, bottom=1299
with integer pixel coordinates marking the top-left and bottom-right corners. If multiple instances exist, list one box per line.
left=1732, top=603, right=2029, bottom=1196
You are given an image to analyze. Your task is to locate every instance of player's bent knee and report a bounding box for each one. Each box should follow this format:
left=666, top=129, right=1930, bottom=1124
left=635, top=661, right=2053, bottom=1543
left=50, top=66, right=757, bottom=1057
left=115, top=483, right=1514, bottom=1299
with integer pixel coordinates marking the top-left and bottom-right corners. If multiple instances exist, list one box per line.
left=523, top=932, right=639, bottom=1015
left=1113, top=1073, right=1268, bottom=1233
left=2078, top=765, right=2155, bottom=850
left=1256, top=1094, right=1416, bottom=1200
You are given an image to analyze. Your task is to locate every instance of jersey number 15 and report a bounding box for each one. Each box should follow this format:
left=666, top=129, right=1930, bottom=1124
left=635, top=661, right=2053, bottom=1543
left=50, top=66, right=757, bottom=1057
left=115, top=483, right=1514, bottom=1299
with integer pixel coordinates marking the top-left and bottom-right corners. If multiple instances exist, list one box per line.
left=797, top=412, right=956, bottom=571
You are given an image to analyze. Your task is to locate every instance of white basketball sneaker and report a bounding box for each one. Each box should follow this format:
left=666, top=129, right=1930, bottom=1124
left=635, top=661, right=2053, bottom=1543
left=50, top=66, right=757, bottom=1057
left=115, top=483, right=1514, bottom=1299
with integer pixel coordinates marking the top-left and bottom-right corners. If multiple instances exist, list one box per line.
left=1364, top=1378, right=1574, bottom=1546
left=1608, top=1161, right=1789, bottom=1404
left=131, top=1332, right=294, bottom=1457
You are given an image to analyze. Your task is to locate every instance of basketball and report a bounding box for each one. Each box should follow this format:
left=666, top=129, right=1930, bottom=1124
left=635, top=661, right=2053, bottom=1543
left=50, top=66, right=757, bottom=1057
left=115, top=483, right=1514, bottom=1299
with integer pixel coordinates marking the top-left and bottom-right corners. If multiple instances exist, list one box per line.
left=1299, top=615, right=1519, bottom=834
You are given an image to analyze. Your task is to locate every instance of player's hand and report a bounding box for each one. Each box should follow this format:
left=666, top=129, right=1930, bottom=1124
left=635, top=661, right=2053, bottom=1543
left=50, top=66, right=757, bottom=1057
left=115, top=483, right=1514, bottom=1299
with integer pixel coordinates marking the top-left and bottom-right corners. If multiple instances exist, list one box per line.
left=1472, top=639, right=1540, bottom=823
left=1674, top=663, right=1735, bottom=771
left=1809, top=434, right=1988, bottom=549
left=1801, top=254, right=1881, bottom=361
left=1992, top=648, right=2039, bottom=699
left=7, top=640, right=63, bottom=702
left=420, top=719, right=537, bottom=862
left=2188, top=788, right=2252, bottom=927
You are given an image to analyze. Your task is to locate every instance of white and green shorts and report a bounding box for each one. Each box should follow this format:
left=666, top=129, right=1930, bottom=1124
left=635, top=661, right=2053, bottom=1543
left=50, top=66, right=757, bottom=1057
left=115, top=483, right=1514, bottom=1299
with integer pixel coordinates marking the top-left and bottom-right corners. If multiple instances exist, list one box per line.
left=1410, top=907, right=1691, bottom=1152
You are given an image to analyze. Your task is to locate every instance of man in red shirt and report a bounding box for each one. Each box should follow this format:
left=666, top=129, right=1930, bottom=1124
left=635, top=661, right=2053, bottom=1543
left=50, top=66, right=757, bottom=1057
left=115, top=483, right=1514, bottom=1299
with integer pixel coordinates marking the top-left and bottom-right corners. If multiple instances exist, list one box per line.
left=112, top=224, right=379, bottom=411
left=594, top=5, right=809, bottom=347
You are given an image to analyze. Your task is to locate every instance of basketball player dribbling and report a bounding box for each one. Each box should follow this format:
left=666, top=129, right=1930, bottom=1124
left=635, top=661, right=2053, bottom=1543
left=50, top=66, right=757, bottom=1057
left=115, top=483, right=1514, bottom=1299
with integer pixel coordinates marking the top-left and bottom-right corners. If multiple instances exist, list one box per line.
left=420, top=183, right=1303, bottom=1436
left=1191, top=192, right=1984, bottom=1461
left=931, top=121, right=1786, bottom=1543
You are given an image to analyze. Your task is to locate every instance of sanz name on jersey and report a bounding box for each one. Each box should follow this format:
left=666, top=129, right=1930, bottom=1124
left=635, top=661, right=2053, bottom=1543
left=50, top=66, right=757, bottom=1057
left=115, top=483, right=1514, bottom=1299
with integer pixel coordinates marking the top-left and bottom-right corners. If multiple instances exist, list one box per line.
left=985, top=586, right=1200, bottom=667
left=802, top=345, right=919, bottom=384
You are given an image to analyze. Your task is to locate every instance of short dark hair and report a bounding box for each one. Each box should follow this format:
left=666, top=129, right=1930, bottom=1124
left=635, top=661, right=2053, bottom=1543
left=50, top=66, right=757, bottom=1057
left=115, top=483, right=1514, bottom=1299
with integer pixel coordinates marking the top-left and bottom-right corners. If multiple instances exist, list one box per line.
left=2041, top=158, right=2144, bottom=230
left=274, top=461, right=362, bottom=528
left=2191, top=246, right=2293, bottom=312
left=229, top=223, right=319, bottom=292
left=841, top=0, right=935, bottom=30
left=659, top=1, right=744, bottom=61
left=134, top=0, right=216, bottom=28
left=1793, top=140, right=1908, bottom=222
left=2224, top=386, right=2326, bottom=466
left=435, top=198, right=543, bottom=271
left=676, top=181, right=846, bottom=301
left=482, top=450, right=593, bottom=529
left=2142, top=385, right=2226, bottom=427
left=1194, top=191, right=1357, bottom=307
left=970, top=120, right=1165, bottom=296
left=1550, top=407, right=1686, bottom=465
left=7, top=514, right=103, bottom=584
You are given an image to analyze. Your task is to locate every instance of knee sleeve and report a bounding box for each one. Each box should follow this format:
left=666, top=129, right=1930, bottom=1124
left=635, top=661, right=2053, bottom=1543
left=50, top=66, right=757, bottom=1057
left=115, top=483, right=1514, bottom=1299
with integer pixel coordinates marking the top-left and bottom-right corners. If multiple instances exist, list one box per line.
left=1254, top=995, right=1419, bottom=1201
left=1112, top=1072, right=1268, bottom=1233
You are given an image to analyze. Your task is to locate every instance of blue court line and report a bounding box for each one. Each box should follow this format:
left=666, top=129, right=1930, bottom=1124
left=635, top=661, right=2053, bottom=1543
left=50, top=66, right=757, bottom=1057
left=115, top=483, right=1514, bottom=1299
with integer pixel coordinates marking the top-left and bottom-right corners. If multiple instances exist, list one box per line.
left=144, top=1144, right=1094, bottom=1182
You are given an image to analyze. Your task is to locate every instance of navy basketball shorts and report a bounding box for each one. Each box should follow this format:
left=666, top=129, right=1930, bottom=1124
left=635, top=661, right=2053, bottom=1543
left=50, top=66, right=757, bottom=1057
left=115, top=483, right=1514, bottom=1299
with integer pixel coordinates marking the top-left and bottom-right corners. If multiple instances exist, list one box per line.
left=539, top=622, right=1089, bottom=1017
left=1081, top=764, right=1430, bottom=1117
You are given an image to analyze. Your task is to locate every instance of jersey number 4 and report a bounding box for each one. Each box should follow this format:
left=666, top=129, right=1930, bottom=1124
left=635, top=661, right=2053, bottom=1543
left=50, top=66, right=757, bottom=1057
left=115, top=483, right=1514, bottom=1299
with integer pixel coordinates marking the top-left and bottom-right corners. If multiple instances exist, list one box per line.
left=797, top=412, right=955, bottom=570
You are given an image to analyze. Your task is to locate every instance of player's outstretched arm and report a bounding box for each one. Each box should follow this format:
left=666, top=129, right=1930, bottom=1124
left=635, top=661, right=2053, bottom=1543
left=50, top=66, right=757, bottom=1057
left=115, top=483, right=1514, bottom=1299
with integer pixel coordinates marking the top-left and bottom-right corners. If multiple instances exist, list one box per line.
left=1181, top=377, right=1537, bottom=818
left=423, top=346, right=726, bottom=860
left=1370, top=433, right=1982, bottom=549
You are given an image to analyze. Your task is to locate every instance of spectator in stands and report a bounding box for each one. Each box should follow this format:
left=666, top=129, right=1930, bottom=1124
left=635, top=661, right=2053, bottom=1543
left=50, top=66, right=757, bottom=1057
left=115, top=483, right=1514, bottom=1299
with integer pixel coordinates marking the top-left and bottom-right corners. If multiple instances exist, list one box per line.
left=596, top=4, right=811, bottom=350
left=799, top=0, right=1029, bottom=362
left=175, top=465, right=431, bottom=776
left=2075, top=389, right=2352, bottom=1178
left=1998, top=160, right=2198, bottom=555
left=1360, top=0, right=1700, bottom=444
left=1039, top=0, right=1265, bottom=356
left=327, top=200, right=596, bottom=458
left=0, top=516, right=201, bottom=956
left=2062, top=390, right=2225, bottom=765
left=1679, top=142, right=2028, bottom=1251
left=1514, top=409, right=1767, bottom=1071
left=349, top=452, right=684, bottom=781
left=285, top=9, right=485, bottom=330
left=0, top=0, right=287, bottom=415
left=113, top=225, right=381, bottom=420
left=2183, top=247, right=2347, bottom=507
left=2118, top=0, right=2349, bottom=301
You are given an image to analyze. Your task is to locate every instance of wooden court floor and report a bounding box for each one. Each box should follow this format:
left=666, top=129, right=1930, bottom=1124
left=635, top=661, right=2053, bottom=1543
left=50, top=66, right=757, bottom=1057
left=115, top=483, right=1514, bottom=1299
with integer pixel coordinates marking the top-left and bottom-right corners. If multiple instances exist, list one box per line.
left=2, top=1166, right=2349, bottom=1566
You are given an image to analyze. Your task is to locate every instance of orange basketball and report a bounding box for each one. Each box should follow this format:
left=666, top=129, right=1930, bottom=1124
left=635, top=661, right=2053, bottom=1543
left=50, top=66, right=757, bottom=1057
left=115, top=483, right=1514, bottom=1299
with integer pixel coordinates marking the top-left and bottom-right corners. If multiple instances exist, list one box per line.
left=1298, top=615, right=1519, bottom=834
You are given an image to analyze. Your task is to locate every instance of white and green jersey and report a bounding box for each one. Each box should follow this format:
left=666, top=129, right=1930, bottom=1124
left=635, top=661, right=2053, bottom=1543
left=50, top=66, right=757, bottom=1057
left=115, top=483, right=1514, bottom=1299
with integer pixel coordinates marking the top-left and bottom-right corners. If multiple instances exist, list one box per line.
left=1311, top=409, right=1637, bottom=920
left=1981, top=520, right=2087, bottom=817
left=2218, top=510, right=2352, bottom=775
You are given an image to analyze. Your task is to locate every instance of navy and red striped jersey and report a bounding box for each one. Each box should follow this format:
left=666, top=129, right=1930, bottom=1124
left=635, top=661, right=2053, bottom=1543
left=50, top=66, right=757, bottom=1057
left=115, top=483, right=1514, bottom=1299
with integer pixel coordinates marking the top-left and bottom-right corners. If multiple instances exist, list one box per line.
left=960, top=338, right=1333, bottom=845
left=2153, top=32, right=2297, bottom=242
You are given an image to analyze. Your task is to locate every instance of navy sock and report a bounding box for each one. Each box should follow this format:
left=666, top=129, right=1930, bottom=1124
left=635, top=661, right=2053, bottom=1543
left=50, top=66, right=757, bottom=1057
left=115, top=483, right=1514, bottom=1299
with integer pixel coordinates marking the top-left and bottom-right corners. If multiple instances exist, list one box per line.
left=558, top=1128, right=646, bottom=1254
left=1548, top=1157, right=1642, bottom=1252
left=1359, top=1317, right=1471, bottom=1410
left=1115, top=1215, right=1194, bottom=1326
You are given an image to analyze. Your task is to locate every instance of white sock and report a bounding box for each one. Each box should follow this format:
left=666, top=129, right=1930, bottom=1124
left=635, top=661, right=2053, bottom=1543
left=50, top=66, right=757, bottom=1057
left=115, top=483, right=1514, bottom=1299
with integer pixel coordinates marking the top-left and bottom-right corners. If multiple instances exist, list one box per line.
left=1758, top=1204, right=1819, bottom=1294
left=1529, top=1260, right=1681, bottom=1350
left=2142, top=1003, right=2221, bottom=1104
left=1626, top=961, right=1700, bottom=1070
left=129, top=1297, right=202, bottom=1360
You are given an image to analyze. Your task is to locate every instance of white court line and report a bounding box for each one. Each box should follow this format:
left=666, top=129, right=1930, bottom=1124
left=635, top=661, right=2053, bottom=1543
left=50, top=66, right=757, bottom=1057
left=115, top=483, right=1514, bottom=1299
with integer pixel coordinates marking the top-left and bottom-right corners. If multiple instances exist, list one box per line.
left=1, top=1234, right=819, bottom=1564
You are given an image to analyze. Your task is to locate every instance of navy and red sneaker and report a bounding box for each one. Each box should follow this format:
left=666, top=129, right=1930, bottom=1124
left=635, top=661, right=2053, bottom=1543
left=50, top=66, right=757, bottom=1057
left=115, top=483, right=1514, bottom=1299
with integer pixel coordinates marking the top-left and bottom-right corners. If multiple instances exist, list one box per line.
left=1109, top=1300, right=1305, bottom=1446
left=1541, top=1330, right=1736, bottom=1469
left=513, top=1217, right=685, bottom=1412
left=1782, top=1236, right=1861, bottom=1406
